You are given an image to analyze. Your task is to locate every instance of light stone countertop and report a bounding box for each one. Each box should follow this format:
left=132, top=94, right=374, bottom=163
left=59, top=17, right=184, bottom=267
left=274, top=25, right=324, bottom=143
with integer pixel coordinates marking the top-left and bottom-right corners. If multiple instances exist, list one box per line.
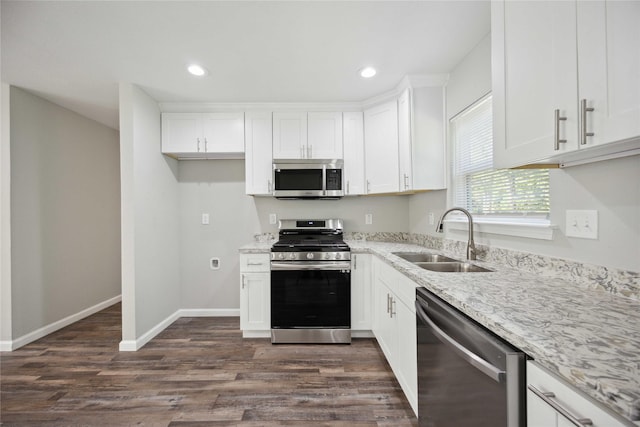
left=239, top=240, right=640, bottom=424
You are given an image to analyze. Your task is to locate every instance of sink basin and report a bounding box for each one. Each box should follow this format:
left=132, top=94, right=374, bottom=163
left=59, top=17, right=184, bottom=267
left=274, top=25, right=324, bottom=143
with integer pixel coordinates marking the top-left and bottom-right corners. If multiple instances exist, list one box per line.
left=392, top=252, right=458, bottom=263
left=415, top=262, right=493, bottom=273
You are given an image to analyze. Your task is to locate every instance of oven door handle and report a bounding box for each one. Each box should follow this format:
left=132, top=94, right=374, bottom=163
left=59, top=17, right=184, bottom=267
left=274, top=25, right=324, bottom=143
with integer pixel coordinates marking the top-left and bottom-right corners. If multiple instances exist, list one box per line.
left=271, top=261, right=351, bottom=271
left=415, top=299, right=506, bottom=383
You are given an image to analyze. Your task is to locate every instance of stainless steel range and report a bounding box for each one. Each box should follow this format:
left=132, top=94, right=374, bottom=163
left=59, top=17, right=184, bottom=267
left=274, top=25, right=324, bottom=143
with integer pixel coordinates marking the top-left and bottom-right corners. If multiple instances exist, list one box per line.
left=270, top=219, right=351, bottom=344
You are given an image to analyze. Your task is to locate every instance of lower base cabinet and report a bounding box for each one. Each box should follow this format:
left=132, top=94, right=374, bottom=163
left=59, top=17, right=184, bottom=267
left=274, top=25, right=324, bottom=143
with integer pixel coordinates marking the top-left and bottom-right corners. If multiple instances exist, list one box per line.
left=239, top=254, right=271, bottom=337
left=527, top=361, right=632, bottom=427
left=372, top=257, right=418, bottom=415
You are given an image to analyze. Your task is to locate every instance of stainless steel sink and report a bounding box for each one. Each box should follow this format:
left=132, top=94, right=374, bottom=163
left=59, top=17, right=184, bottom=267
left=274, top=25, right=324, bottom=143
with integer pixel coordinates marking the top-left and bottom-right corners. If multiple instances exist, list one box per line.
left=415, top=262, right=493, bottom=273
left=392, top=252, right=459, bottom=263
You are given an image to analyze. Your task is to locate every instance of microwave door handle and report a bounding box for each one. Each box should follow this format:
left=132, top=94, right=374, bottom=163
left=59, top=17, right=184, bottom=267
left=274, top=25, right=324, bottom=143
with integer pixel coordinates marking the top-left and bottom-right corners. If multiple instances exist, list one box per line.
left=415, top=300, right=506, bottom=383
left=322, top=165, right=327, bottom=195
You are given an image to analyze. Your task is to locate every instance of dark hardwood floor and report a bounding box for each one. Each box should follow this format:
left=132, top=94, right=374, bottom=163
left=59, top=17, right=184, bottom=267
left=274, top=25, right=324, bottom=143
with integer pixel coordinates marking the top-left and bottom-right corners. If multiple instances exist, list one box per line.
left=1, top=303, right=418, bottom=426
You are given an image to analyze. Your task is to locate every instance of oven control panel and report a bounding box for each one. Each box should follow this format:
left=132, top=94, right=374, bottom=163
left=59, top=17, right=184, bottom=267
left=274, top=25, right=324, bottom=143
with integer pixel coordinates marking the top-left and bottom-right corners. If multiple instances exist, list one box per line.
left=271, top=251, right=351, bottom=261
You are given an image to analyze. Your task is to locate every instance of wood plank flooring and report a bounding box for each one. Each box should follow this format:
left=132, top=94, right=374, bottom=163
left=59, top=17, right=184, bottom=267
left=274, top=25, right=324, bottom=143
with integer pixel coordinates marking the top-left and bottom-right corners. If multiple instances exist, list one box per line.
left=1, top=303, right=418, bottom=426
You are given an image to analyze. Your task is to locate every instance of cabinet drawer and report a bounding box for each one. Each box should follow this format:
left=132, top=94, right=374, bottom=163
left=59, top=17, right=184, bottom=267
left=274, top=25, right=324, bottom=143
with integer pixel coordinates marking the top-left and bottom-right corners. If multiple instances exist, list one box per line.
left=239, top=254, right=270, bottom=272
left=527, top=361, right=631, bottom=427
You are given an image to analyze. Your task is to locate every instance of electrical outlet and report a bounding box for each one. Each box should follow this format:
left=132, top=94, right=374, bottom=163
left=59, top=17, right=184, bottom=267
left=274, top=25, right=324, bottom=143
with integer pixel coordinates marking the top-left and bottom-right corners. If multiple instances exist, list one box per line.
left=428, top=212, right=435, bottom=226
left=269, top=213, right=277, bottom=225
left=365, top=213, right=373, bottom=225
left=201, top=213, right=210, bottom=225
left=566, top=210, right=598, bottom=239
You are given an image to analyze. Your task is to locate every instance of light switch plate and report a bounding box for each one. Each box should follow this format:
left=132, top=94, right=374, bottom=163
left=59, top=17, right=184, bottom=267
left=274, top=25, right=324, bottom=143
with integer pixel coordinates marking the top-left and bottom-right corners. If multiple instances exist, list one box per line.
left=365, top=213, right=373, bottom=225
left=201, top=213, right=210, bottom=225
left=566, top=210, right=598, bottom=239
left=269, top=213, right=277, bottom=225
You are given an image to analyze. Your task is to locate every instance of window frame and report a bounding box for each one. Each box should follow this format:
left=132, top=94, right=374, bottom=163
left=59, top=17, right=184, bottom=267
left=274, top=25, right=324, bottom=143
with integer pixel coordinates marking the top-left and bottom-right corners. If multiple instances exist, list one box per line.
left=446, top=93, right=555, bottom=240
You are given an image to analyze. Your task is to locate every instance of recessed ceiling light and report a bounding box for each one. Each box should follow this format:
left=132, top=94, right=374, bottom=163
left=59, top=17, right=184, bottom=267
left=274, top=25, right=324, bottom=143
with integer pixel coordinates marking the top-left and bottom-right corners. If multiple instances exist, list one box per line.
left=359, top=67, right=377, bottom=78
left=187, top=64, right=208, bottom=77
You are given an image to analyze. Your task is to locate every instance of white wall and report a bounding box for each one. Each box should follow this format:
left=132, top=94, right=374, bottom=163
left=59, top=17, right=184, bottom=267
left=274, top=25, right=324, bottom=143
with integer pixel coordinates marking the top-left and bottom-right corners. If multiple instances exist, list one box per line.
left=119, top=83, right=181, bottom=345
left=178, top=159, right=410, bottom=310
left=8, top=86, right=121, bottom=339
left=409, top=32, right=640, bottom=273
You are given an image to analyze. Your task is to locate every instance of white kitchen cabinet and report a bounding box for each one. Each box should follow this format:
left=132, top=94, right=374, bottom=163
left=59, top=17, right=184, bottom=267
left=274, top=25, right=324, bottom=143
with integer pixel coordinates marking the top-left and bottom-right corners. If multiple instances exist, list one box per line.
left=273, top=112, right=343, bottom=159
left=397, top=87, right=446, bottom=191
left=364, top=100, right=400, bottom=194
left=307, top=112, right=343, bottom=159
left=492, top=0, right=578, bottom=168
left=576, top=1, right=640, bottom=149
left=162, top=112, right=245, bottom=158
left=398, top=89, right=413, bottom=191
left=244, top=112, right=273, bottom=195
left=492, top=0, right=640, bottom=168
left=272, top=112, right=307, bottom=159
left=527, top=361, right=632, bottom=427
left=239, top=254, right=271, bottom=337
left=371, top=257, right=418, bottom=415
left=342, top=112, right=366, bottom=195
left=351, top=254, right=372, bottom=332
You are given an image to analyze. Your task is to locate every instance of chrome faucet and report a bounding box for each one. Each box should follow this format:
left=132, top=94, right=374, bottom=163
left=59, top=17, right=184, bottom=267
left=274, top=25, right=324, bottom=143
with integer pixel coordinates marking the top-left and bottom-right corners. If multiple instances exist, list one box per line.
left=435, top=207, right=477, bottom=261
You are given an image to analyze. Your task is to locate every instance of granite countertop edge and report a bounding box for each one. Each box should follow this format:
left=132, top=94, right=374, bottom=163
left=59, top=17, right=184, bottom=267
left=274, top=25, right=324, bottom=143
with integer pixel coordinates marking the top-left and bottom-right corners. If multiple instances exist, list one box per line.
left=239, top=240, right=640, bottom=425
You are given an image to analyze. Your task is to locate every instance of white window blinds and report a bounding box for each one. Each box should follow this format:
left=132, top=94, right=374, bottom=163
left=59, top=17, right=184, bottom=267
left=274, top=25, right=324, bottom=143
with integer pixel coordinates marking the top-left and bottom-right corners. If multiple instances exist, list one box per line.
left=451, top=95, right=549, bottom=217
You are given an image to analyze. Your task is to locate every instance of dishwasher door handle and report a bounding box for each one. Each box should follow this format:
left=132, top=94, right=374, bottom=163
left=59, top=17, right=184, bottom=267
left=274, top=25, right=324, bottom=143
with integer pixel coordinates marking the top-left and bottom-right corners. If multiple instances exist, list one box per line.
left=416, top=300, right=506, bottom=383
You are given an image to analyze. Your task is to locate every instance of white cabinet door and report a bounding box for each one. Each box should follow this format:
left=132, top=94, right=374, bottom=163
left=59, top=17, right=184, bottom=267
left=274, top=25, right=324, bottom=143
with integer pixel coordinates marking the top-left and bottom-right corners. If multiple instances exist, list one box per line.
left=577, top=1, right=640, bottom=148
left=307, top=112, right=343, bottom=159
left=245, top=112, right=273, bottom=195
left=273, top=112, right=307, bottom=159
left=395, top=296, right=417, bottom=415
left=364, top=100, right=400, bottom=194
left=161, top=113, right=202, bottom=153
left=240, top=272, right=270, bottom=332
left=398, top=89, right=413, bottom=191
left=492, top=0, right=579, bottom=168
left=372, top=259, right=396, bottom=362
left=351, top=254, right=371, bottom=331
left=201, top=112, right=245, bottom=153
left=342, top=112, right=365, bottom=195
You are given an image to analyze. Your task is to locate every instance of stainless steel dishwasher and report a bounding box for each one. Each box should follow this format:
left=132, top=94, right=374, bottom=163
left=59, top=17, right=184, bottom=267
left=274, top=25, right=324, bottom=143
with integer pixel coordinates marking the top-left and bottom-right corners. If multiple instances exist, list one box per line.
left=416, top=287, right=526, bottom=426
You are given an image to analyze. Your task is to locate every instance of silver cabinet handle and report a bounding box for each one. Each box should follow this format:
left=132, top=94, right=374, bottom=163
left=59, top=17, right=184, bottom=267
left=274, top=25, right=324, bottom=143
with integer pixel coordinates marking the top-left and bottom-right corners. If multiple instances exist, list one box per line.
left=246, top=262, right=264, bottom=266
left=366, top=180, right=371, bottom=193
left=197, top=137, right=201, bottom=152
left=554, top=109, right=568, bottom=151
left=309, top=145, right=313, bottom=158
left=241, top=274, right=246, bottom=289
left=580, top=99, right=594, bottom=145
left=416, top=300, right=506, bottom=383
left=386, top=293, right=391, bottom=314
left=204, top=137, right=208, bottom=152
left=346, top=181, right=350, bottom=195
left=528, top=385, right=593, bottom=426
left=390, top=298, right=396, bottom=318
left=267, top=180, right=272, bottom=193
left=403, top=174, right=409, bottom=190
left=353, top=255, right=357, bottom=270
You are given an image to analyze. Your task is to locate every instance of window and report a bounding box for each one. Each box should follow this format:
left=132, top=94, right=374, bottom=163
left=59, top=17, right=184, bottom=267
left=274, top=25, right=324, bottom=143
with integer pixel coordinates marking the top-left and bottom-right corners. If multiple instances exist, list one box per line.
left=450, top=95, right=550, bottom=222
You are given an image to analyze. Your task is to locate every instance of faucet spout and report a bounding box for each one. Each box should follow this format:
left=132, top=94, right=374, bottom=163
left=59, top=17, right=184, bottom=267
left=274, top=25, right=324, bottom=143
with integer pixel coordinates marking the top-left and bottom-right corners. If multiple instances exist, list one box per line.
left=435, top=207, right=477, bottom=261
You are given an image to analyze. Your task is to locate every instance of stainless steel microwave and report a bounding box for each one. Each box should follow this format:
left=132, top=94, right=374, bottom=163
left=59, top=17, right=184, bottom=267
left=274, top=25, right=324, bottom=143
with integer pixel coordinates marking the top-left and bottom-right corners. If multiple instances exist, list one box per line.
left=273, top=159, right=343, bottom=199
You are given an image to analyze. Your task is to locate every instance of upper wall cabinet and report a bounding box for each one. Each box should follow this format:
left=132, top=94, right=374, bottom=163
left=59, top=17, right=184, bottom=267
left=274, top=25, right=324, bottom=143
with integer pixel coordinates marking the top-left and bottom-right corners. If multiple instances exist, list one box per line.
left=245, top=112, right=273, bottom=196
left=364, top=100, right=400, bottom=194
left=343, top=112, right=366, bottom=195
left=492, top=0, right=640, bottom=169
left=272, top=112, right=343, bottom=159
left=398, top=87, right=446, bottom=191
left=161, top=112, right=245, bottom=159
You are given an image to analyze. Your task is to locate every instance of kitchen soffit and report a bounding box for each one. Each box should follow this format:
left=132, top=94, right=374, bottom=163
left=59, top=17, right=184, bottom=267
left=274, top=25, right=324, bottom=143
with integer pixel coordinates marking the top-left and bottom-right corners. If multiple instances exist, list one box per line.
left=0, top=1, right=490, bottom=130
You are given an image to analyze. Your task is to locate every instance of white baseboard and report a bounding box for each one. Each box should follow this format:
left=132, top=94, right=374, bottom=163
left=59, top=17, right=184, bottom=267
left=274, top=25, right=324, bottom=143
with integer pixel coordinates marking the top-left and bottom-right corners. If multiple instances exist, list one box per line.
left=2, top=295, right=122, bottom=352
left=179, top=308, right=240, bottom=317
left=118, top=308, right=241, bottom=351
left=242, top=330, right=271, bottom=338
left=352, top=330, right=375, bottom=338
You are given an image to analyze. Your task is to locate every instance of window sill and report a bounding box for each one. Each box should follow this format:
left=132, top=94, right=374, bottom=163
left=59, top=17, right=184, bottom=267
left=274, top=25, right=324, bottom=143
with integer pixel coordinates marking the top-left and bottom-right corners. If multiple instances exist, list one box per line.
left=443, top=218, right=556, bottom=240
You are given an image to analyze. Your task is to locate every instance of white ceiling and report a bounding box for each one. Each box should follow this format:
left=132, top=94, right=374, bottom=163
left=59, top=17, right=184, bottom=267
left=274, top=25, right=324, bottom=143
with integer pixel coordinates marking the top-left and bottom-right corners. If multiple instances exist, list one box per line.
left=1, top=1, right=491, bottom=130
